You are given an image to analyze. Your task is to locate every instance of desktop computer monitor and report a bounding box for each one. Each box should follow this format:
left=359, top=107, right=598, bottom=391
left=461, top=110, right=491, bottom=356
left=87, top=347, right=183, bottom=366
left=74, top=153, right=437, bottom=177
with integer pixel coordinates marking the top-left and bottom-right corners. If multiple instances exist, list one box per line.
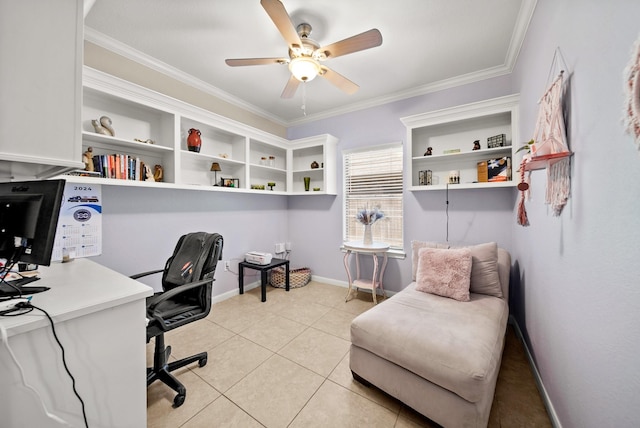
left=0, top=179, right=65, bottom=267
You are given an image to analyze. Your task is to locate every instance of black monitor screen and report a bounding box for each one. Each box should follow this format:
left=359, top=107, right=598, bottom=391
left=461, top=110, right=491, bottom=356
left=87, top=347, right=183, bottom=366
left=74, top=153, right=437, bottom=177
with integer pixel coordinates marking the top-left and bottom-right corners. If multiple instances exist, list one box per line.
left=0, top=179, right=65, bottom=266
left=0, top=194, right=42, bottom=240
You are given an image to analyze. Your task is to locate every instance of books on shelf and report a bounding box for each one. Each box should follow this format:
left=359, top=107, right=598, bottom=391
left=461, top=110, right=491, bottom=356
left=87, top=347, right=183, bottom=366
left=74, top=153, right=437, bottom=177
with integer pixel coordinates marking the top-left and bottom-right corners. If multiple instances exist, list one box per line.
left=89, top=153, right=153, bottom=181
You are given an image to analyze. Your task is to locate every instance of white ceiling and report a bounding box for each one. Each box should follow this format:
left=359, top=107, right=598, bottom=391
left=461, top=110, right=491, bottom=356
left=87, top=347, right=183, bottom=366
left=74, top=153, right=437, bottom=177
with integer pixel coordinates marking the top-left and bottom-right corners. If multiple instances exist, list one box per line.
left=84, top=0, right=536, bottom=126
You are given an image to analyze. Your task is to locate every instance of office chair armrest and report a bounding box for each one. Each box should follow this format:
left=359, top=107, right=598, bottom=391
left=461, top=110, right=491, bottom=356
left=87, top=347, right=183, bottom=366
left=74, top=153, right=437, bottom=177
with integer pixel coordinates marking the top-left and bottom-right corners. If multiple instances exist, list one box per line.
left=130, top=269, right=164, bottom=280
left=146, top=278, right=214, bottom=329
left=146, top=277, right=214, bottom=312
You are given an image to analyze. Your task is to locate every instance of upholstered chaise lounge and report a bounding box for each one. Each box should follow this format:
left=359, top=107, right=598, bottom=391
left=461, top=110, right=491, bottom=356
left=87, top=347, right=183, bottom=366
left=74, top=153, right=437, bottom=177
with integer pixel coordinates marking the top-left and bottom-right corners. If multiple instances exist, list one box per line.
left=350, top=242, right=510, bottom=428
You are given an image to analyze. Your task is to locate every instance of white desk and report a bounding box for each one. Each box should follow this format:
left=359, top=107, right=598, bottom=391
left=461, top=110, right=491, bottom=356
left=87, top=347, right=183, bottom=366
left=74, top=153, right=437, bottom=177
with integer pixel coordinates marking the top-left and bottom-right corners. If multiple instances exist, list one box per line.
left=0, top=258, right=153, bottom=428
left=343, top=241, right=390, bottom=304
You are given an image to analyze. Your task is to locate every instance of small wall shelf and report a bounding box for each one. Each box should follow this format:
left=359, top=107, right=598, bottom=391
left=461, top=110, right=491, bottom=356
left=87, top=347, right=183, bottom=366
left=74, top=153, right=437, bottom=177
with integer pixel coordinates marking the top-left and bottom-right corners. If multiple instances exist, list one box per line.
left=522, top=151, right=573, bottom=171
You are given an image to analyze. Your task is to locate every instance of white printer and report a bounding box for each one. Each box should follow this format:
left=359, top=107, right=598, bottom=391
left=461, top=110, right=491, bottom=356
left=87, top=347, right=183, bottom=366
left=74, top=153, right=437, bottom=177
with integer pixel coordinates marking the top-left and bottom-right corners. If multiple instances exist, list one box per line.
left=244, top=251, right=272, bottom=265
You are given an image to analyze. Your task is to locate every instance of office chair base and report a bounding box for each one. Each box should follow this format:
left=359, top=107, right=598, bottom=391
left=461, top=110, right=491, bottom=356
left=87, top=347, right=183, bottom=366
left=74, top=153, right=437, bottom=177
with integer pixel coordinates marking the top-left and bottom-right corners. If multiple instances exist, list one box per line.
left=148, top=335, right=208, bottom=408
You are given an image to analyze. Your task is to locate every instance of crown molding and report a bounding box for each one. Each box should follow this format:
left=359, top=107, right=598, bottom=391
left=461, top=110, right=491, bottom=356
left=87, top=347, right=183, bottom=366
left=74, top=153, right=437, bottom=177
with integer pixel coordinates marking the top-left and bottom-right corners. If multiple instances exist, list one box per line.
left=504, top=0, right=538, bottom=70
left=84, top=27, right=288, bottom=127
left=287, top=64, right=513, bottom=126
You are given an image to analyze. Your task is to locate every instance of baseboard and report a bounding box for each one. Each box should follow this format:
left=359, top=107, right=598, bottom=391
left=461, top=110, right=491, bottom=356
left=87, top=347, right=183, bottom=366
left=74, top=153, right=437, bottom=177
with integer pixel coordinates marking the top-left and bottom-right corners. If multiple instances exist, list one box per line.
left=212, top=276, right=346, bottom=305
left=311, top=275, right=348, bottom=288
left=508, top=315, right=562, bottom=428
left=211, top=280, right=260, bottom=305
left=212, top=275, right=399, bottom=305
left=311, top=275, right=398, bottom=297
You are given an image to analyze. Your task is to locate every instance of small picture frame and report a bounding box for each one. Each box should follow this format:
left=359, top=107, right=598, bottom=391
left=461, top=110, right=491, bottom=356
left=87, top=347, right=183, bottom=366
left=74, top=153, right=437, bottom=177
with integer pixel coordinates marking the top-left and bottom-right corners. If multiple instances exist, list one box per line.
left=221, top=178, right=239, bottom=188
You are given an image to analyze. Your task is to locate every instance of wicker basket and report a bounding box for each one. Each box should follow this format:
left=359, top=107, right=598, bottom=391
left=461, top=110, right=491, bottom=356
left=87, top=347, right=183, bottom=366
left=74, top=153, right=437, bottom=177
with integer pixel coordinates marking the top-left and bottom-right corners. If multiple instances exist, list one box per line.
left=269, top=266, right=311, bottom=288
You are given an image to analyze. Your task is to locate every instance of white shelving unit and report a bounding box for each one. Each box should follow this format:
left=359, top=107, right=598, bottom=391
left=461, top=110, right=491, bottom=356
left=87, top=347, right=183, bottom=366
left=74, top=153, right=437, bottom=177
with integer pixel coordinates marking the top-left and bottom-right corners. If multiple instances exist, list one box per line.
left=248, top=139, right=287, bottom=193
left=73, top=67, right=336, bottom=195
left=288, top=135, right=338, bottom=195
left=401, top=95, right=520, bottom=191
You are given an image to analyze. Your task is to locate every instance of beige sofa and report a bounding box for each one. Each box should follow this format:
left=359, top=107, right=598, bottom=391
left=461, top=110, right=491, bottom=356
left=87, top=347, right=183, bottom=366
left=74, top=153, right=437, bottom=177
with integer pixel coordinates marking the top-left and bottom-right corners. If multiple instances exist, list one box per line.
left=350, top=242, right=510, bottom=428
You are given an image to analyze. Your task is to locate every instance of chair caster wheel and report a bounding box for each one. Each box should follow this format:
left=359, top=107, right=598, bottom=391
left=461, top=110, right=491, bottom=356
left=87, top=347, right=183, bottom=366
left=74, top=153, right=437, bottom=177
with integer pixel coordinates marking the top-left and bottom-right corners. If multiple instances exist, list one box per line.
left=173, top=393, right=186, bottom=408
left=199, top=356, right=207, bottom=367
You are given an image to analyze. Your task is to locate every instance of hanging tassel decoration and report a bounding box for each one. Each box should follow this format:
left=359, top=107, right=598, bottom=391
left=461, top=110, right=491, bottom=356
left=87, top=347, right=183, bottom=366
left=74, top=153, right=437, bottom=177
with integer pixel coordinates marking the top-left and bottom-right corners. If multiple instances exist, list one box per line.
left=545, top=157, right=570, bottom=215
left=622, top=33, right=640, bottom=153
left=517, top=159, right=530, bottom=226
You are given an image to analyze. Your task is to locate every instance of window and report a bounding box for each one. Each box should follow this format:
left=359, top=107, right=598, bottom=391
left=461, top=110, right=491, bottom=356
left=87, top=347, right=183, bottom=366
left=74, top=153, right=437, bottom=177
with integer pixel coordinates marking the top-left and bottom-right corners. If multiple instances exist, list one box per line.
left=343, top=143, right=403, bottom=249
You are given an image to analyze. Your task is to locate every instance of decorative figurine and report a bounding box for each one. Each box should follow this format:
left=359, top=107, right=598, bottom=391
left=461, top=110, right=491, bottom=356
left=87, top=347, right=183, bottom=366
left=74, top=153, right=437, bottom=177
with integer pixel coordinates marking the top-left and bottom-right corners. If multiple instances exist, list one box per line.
left=473, top=140, right=481, bottom=150
left=310, top=161, right=319, bottom=169
left=134, top=138, right=155, bottom=144
left=144, top=165, right=155, bottom=182
left=267, top=182, right=276, bottom=191
left=153, top=165, right=164, bottom=182
left=91, top=116, right=115, bottom=136
left=187, top=128, right=201, bottom=152
left=83, top=147, right=94, bottom=171
left=424, top=147, right=433, bottom=156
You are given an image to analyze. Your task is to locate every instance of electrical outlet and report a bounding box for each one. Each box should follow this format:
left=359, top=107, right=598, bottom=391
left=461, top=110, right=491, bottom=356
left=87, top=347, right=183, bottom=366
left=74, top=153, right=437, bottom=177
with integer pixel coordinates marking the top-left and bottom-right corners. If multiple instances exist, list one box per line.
left=285, top=242, right=292, bottom=251
left=224, top=261, right=230, bottom=271
left=275, top=242, right=285, bottom=253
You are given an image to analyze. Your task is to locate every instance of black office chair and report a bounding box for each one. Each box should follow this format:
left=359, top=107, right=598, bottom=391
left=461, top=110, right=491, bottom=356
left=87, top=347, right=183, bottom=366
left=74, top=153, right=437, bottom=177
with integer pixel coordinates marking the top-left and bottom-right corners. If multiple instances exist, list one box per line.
left=132, top=232, right=223, bottom=408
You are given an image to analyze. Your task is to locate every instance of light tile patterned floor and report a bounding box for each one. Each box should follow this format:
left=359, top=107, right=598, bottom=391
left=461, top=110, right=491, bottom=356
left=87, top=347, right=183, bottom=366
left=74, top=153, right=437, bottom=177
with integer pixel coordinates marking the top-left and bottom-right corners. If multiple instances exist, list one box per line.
left=147, top=281, right=551, bottom=428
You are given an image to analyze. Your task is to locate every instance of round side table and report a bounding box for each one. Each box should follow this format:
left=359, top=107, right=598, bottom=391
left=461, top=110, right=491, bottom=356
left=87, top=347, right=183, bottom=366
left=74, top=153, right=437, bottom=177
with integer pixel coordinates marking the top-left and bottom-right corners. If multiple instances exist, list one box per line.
left=343, top=241, right=390, bottom=304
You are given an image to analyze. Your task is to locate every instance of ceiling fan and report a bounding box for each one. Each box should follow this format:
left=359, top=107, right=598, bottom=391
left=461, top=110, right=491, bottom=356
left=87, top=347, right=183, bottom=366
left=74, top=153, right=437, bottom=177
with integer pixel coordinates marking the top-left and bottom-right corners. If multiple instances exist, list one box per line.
left=225, top=0, right=383, bottom=99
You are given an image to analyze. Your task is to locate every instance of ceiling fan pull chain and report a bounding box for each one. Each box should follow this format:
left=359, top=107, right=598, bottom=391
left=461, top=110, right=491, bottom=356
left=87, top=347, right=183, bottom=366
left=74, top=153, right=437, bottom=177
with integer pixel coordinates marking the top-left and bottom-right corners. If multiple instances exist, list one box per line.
left=301, top=81, right=307, bottom=116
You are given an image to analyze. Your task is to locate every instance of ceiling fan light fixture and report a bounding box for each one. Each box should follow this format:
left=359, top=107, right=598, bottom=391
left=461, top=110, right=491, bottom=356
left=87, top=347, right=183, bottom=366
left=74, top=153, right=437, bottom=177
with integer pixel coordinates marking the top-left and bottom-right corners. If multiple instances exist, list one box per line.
left=289, top=57, right=321, bottom=82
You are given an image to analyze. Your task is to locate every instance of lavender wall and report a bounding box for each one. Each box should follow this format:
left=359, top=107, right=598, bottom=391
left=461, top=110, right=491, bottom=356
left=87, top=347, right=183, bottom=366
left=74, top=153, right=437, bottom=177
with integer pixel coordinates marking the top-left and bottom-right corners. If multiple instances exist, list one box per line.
left=509, top=0, right=640, bottom=426
left=92, top=185, right=289, bottom=297
left=287, top=76, right=517, bottom=292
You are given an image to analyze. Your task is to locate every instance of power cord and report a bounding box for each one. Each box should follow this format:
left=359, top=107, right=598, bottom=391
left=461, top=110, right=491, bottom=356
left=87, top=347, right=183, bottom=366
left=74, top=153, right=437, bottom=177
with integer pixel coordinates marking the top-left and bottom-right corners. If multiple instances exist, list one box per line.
left=274, top=250, right=290, bottom=260
left=446, top=182, right=450, bottom=243
left=1, top=302, right=89, bottom=428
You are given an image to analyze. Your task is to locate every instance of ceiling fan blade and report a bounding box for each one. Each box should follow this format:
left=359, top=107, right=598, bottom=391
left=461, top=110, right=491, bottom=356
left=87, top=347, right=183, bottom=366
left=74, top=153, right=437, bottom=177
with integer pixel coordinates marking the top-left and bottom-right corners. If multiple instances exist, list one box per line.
left=320, top=66, right=359, bottom=95
left=319, top=29, right=383, bottom=59
left=281, top=75, right=301, bottom=99
left=260, top=0, right=302, bottom=48
left=225, top=58, right=287, bottom=67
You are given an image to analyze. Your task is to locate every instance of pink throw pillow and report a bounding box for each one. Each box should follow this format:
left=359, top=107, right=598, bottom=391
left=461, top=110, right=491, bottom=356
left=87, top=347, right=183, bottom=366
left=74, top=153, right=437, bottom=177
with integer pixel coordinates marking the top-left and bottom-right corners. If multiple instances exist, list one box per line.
left=410, top=240, right=450, bottom=281
left=415, top=247, right=472, bottom=302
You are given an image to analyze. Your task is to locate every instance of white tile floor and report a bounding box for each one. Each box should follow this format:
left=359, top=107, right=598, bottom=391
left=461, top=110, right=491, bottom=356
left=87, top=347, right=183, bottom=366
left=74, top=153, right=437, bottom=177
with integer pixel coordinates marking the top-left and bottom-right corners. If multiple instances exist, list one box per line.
left=146, top=281, right=551, bottom=428
left=146, top=281, right=439, bottom=427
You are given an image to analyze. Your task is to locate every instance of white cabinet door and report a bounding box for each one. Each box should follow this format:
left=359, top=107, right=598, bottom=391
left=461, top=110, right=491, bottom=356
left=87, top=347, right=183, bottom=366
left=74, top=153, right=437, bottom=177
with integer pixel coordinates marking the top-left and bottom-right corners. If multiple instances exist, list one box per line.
left=0, top=0, right=84, bottom=178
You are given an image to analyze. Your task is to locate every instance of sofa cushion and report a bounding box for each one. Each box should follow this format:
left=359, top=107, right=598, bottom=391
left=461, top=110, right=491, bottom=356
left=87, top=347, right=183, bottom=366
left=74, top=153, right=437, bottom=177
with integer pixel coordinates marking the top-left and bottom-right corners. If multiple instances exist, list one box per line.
left=411, top=240, right=450, bottom=281
left=350, top=283, right=508, bottom=403
left=467, top=242, right=503, bottom=298
left=415, top=247, right=472, bottom=301
left=413, top=241, right=503, bottom=298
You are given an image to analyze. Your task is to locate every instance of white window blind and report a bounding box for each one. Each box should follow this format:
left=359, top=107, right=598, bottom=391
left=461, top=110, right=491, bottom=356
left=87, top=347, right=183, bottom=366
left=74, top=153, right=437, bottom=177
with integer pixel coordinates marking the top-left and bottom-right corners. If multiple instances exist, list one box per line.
left=344, top=144, right=403, bottom=248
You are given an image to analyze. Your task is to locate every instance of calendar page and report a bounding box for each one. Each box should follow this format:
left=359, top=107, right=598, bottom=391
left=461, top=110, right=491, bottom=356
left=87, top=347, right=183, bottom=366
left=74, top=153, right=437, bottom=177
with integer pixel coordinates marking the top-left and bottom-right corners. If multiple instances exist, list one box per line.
left=51, top=183, right=102, bottom=262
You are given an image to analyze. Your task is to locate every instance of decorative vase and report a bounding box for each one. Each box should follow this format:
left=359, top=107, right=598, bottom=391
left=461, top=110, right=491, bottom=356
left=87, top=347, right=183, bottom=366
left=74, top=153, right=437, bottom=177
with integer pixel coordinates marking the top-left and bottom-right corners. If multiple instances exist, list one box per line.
left=187, top=128, right=201, bottom=152
left=363, top=223, right=373, bottom=245
left=303, top=176, right=311, bottom=191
